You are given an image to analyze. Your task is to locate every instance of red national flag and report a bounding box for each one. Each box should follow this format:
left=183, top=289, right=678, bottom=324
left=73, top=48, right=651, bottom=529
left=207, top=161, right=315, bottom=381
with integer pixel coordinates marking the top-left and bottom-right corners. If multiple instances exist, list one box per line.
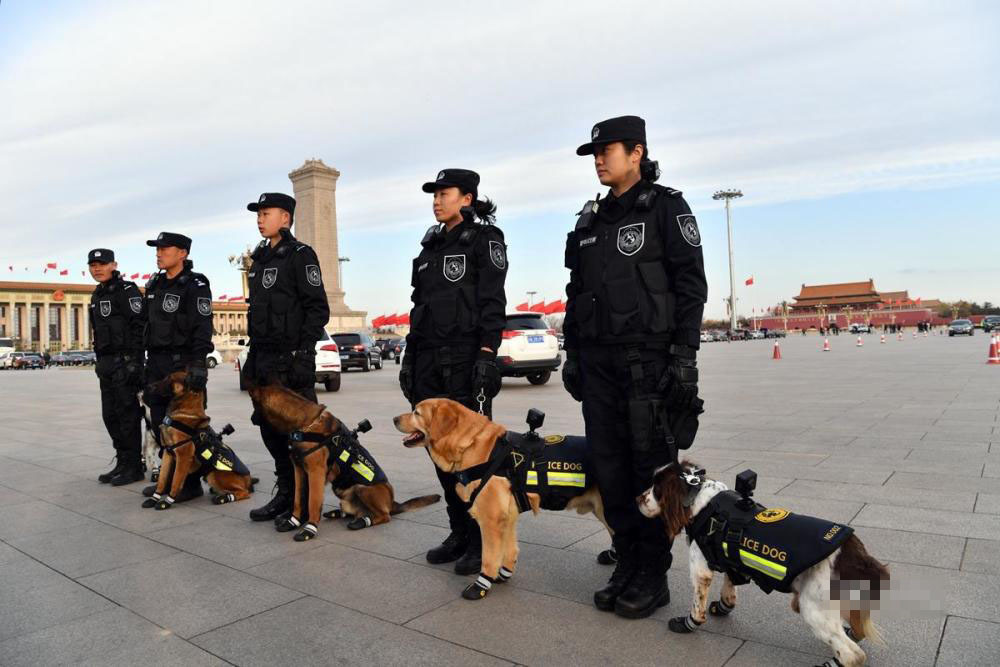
left=915, top=297, right=921, bottom=305
left=546, top=300, right=566, bottom=314
left=515, top=301, right=530, bottom=311
left=398, top=313, right=410, bottom=325
left=130, top=273, right=140, bottom=279
left=218, top=294, right=227, bottom=300
left=59, top=269, right=68, bottom=275
left=371, top=316, right=384, bottom=328
left=228, top=296, right=244, bottom=302
left=141, top=273, right=151, bottom=280
left=530, top=301, right=547, bottom=313
left=383, top=313, right=399, bottom=326
left=46, top=262, right=57, bottom=269
left=745, top=276, right=754, bottom=286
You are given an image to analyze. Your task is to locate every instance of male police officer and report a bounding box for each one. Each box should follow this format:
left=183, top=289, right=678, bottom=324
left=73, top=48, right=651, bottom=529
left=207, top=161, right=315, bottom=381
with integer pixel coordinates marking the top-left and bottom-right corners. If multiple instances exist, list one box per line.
left=242, top=193, right=330, bottom=523
left=563, top=116, right=707, bottom=618
left=89, top=249, right=146, bottom=486
left=141, top=232, right=214, bottom=503
left=400, top=168, right=507, bottom=575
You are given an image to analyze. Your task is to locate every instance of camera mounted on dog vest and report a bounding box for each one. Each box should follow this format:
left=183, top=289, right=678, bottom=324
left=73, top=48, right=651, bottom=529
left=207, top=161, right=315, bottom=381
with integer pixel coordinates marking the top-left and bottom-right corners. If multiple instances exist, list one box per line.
left=735, top=469, right=757, bottom=509
left=525, top=408, right=545, bottom=441
left=353, top=419, right=373, bottom=437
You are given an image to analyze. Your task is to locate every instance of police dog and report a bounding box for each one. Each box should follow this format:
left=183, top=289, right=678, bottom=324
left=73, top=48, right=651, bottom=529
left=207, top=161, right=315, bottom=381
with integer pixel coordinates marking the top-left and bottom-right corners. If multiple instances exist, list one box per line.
left=137, top=391, right=160, bottom=481
left=393, top=398, right=610, bottom=600
left=141, top=371, right=255, bottom=510
left=248, top=382, right=441, bottom=542
left=638, top=461, right=889, bottom=667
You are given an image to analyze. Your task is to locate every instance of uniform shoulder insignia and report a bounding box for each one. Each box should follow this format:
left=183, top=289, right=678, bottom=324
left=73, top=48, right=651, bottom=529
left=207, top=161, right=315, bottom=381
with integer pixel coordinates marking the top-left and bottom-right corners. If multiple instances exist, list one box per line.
left=458, top=228, right=479, bottom=246
left=420, top=225, right=440, bottom=246
left=662, top=186, right=684, bottom=198
left=124, top=282, right=136, bottom=291
left=480, top=224, right=504, bottom=240
left=575, top=199, right=598, bottom=230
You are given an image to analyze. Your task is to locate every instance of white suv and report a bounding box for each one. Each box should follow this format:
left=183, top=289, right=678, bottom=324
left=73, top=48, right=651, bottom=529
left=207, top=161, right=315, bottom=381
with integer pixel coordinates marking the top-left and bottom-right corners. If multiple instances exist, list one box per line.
left=496, top=312, right=561, bottom=385
left=236, top=330, right=342, bottom=392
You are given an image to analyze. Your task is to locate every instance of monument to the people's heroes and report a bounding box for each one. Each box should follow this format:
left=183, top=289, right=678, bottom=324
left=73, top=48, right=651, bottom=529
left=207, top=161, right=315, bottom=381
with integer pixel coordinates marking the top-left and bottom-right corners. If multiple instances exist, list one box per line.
left=288, top=158, right=367, bottom=330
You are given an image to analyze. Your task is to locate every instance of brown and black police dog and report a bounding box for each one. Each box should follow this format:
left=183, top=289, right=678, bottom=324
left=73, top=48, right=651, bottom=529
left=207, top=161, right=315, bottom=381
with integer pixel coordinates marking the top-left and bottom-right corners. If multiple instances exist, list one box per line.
left=248, top=382, right=440, bottom=541
left=142, top=371, right=255, bottom=510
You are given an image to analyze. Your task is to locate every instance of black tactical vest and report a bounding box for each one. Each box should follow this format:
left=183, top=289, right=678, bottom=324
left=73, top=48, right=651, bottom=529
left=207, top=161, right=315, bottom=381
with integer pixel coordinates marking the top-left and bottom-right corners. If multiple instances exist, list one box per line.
left=565, top=184, right=677, bottom=343
left=89, top=274, right=142, bottom=355
left=520, top=434, right=591, bottom=511
left=247, top=236, right=309, bottom=350
left=144, top=265, right=206, bottom=352
left=686, top=490, right=855, bottom=594
left=328, top=431, right=388, bottom=489
left=410, top=222, right=485, bottom=346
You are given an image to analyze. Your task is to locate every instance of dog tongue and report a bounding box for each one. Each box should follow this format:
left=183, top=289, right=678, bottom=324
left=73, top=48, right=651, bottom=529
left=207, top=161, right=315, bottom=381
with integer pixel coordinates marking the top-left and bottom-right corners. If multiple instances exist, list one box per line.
left=403, top=432, right=422, bottom=444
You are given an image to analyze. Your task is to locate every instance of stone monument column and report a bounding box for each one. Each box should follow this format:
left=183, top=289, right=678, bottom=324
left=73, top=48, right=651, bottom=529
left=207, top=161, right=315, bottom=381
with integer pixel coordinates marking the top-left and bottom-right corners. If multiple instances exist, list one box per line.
left=288, top=159, right=366, bottom=331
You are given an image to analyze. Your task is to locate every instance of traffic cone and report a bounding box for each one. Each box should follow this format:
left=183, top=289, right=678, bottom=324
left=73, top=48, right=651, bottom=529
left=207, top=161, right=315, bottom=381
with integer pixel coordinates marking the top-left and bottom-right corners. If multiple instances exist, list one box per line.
left=822, top=338, right=831, bottom=352
left=923, top=331, right=928, bottom=338
left=989, top=335, right=1000, bottom=365
left=880, top=334, right=886, bottom=344
left=897, top=332, right=903, bottom=341
left=856, top=336, right=864, bottom=347
left=912, top=332, right=917, bottom=339
left=773, top=341, right=781, bottom=360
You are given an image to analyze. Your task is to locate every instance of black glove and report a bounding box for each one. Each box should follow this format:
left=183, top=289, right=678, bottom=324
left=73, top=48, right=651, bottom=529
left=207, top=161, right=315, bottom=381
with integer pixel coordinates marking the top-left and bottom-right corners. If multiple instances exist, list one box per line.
left=184, top=361, right=208, bottom=392
left=399, top=352, right=415, bottom=403
left=289, top=349, right=316, bottom=387
left=123, top=353, right=144, bottom=389
left=658, top=345, right=699, bottom=409
left=561, top=349, right=583, bottom=402
left=472, top=350, right=501, bottom=400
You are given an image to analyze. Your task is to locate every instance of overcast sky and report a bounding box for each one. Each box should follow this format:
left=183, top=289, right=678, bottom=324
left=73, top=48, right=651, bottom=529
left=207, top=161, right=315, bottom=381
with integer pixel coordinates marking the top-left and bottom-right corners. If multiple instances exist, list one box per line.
left=2, top=1, right=998, bottom=318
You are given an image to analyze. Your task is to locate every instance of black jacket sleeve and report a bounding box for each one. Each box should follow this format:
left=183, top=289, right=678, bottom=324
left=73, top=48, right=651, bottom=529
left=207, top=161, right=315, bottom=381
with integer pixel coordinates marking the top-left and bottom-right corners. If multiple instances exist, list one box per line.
left=473, top=226, right=508, bottom=352
left=184, top=275, right=215, bottom=362
left=563, top=232, right=580, bottom=353
left=121, top=281, right=146, bottom=355
left=291, top=245, right=331, bottom=350
left=405, top=255, right=421, bottom=349
left=659, top=194, right=708, bottom=349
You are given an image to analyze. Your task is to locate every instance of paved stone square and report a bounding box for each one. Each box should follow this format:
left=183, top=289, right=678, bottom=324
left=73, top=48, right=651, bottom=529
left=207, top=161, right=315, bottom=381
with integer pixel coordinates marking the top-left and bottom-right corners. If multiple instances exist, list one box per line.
left=0, top=332, right=997, bottom=665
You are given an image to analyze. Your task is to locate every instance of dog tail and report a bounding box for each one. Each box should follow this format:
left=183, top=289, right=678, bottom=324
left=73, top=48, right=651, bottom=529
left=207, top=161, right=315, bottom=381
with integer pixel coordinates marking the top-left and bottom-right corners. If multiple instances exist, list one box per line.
left=834, top=534, right=889, bottom=647
left=390, top=494, right=442, bottom=515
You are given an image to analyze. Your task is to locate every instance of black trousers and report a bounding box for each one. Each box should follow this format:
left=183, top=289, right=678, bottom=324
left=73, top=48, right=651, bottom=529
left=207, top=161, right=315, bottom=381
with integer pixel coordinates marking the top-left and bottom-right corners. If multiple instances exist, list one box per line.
left=95, top=354, right=142, bottom=465
left=579, top=344, right=674, bottom=571
left=145, top=352, right=204, bottom=492
left=243, top=347, right=317, bottom=485
left=411, top=345, right=491, bottom=533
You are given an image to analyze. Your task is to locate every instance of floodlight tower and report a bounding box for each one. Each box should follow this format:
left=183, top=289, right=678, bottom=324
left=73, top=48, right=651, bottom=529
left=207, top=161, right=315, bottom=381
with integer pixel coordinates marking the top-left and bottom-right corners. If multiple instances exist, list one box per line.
left=713, top=189, right=743, bottom=333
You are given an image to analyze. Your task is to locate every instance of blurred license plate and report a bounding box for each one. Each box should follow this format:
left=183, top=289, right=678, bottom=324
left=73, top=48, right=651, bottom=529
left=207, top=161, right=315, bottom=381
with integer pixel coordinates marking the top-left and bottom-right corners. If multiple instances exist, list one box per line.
left=340, top=354, right=349, bottom=359
left=527, top=335, right=544, bottom=343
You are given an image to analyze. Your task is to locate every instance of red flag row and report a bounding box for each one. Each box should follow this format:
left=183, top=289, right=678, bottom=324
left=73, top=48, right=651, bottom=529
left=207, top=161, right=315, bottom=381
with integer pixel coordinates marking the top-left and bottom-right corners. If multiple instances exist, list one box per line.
left=514, top=300, right=566, bottom=314
left=371, top=313, right=411, bottom=328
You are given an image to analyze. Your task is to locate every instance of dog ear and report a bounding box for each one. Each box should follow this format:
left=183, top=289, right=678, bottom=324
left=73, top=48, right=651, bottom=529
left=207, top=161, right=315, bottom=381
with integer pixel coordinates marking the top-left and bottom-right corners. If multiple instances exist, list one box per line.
left=428, top=402, right=460, bottom=458
left=658, top=469, right=691, bottom=539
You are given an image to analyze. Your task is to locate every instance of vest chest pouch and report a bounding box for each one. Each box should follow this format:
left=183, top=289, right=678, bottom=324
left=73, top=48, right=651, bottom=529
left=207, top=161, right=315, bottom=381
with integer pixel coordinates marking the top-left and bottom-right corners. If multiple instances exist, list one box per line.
left=573, top=292, right=598, bottom=340
left=628, top=397, right=674, bottom=459
left=604, top=275, right=641, bottom=336
left=428, top=295, right=458, bottom=337
left=637, top=262, right=675, bottom=333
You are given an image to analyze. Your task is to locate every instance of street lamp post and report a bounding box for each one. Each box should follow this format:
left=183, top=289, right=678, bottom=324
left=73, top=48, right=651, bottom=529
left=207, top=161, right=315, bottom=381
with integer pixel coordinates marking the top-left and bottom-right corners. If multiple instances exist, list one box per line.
left=526, top=291, right=537, bottom=309
left=713, top=189, right=743, bottom=334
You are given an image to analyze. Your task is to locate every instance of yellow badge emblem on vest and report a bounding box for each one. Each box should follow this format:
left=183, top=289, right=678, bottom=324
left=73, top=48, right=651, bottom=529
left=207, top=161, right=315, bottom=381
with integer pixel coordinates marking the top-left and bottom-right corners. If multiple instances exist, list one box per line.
left=543, top=435, right=565, bottom=445
left=755, top=508, right=790, bottom=523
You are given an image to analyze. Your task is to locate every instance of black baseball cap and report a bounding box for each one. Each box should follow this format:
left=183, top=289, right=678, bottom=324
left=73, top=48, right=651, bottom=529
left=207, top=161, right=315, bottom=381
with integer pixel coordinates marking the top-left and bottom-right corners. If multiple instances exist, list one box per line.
left=421, top=169, right=480, bottom=197
left=145, top=232, right=192, bottom=251
left=87, top=248, right=115, bottom=264
left=576, top=115, right=647, bottom=156
left=248, top=192, right=295, bottom=219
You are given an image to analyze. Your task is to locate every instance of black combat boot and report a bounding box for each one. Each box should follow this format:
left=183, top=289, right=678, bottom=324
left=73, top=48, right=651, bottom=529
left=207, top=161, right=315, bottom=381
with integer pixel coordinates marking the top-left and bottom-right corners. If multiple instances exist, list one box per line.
left=614, top=564, right=669, bottom=619
left=426, top=529, right=469, bottom=565
left=249, top=475, right=292, bottom=522
left=594, top=545, right=638, bottom=611
left=109, top=461, right=145, bottom=486
left=98, top=454, right=126, bottom=484
left=454, top=523, right=482, bottom=575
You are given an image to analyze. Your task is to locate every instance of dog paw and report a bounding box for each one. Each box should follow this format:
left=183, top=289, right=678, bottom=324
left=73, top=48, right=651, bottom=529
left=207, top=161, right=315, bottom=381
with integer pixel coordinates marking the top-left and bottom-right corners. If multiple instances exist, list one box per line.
left=154, top=500, right=172, bottom=511
left=709, top=600, right=734, bottom=617
left=275, top=517, right=300, bottom=533
left=322, top=509, right=344, bottom=520
left=294, top=524, right=318, bottom=542
left=347, top=517, right=372, bottom=530
left=141, top=498, right=157, bottom=509
left=462, top=583, right=489, bottom=600
left=212, top=493, right=236, bottom=505
left=668, top=616, right=701, bottom=633
left=596, top=548, right=618, bottom=565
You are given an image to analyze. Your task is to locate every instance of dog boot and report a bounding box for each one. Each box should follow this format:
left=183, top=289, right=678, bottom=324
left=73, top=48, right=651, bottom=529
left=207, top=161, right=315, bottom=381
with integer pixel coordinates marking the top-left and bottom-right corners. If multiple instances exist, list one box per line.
left=461, top=573, right=495, bottom=600
left=250, top=477, right=292, bottom=522
left=709, top=599, right=734, bottom=617
left=275, top=515, right=302, bottom=533
left=668, top=615, right=703, bottom=634
left=614, top=567, right=669, bottom=619
left=110, top=463, right=145, bottom=487
left=596, top=546, right=618, bottom=565
left=426, top=530, right=469, bottom=565
left=142, top=484, right=157, bottom=498
left=454, top=527, right=482, bottom=576
left=294, top=523, right=318, bottom=542
left=98, top=456, right=125, bottom=484
left=323, top=508, right=344, bottom=520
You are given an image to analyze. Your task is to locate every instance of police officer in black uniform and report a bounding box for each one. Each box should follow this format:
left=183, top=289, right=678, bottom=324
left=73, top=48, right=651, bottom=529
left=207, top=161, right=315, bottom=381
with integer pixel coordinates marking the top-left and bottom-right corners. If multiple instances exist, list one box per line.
left=88, top=248, right=146, bottom=486
left=241, top=192, right=331, bottom=524
left=140, top=232, right=214, bottom=503
left=400, top=169, right=507, bottom=575
left=563, top=116, right=708, bottom=618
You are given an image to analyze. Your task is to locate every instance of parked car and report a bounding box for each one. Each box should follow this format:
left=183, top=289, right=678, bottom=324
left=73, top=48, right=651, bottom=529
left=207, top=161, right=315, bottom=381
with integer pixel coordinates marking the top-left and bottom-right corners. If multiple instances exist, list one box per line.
left=331, top=332, right=382, bottom=372
left=766, top=329, right=787, bottom=338
left=375, top=337, right=403, bottom=360
left=699, top=331, right=713, bottom=343
left=948, top=319, right=974, bottom=336
left=0, top=352, right=13, bottom=369
left=748, top=330, right=766, bottom=340
left=206, top=350, right=223, bottom=369
left=66, top=350, right=96, bottom=365
left=982, top=315, right=1000, bottom=332
left=496, top=312, right=561, bottom=385
left=11, top=352, right=44, bottom=369
left=850, top=323, right=872, bottom=334
left=49, top=353, right=73, bottom=366
left=236, top=330, right=343, bottom=391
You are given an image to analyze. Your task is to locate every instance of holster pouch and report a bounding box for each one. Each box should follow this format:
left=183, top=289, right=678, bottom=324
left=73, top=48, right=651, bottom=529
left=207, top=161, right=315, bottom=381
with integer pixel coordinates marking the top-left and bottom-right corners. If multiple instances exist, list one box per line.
left=628, top=396, right=677, bottom=465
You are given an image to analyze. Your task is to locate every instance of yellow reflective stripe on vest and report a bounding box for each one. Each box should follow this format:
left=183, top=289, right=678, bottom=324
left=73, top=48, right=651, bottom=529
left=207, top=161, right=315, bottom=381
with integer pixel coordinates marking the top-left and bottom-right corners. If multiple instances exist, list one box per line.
left=526, top=470, right=538, bottom=485
left=351, top=461, right=375, bottom=482
left=547, top=471, right=586, bottom=487
left=722, top=543, right=786, bottom=581
left=200, top=448, right=233, bottom=472
left=339, top=450, right=350, bottom=463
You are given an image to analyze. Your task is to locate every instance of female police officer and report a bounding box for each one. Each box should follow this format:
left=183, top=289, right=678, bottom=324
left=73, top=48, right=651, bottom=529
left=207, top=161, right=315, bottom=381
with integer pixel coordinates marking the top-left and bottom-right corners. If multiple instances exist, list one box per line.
left=563, top=116, right=707, bottom=619
left=399, top=169, right=507, bottom=576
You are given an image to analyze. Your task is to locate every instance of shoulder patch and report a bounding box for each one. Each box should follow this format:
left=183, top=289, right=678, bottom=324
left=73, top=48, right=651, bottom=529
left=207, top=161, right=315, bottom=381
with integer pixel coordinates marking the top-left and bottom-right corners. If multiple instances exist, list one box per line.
left=755, top=508, right=790, bottom=524
left=197, top=297, right=212, bottom=316
left=677, top=214, right=701, bottom=247
left=305, top=264, right=322, bottom=287
left=543, top=434, right=565, bottom=445
left=128, top=297, right=143, bottom=314
left=488, top=240, right=506, bottom=270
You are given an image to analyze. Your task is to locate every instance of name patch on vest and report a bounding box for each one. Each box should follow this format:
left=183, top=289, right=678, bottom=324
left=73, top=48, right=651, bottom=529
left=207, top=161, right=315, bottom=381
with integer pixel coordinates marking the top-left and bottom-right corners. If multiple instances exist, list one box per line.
left=443, top=255, right=466, bottom=282
left=99, top=300, right=112, bottom=317
left=579, top=236, right=597, bottom=248
left=262, top=267, right=278, bottom=289
left=162, top=293, right=180, bottom=313
left=417, top=262, right=428, bottom=272
left=617, top=223, right=645, bottom=256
